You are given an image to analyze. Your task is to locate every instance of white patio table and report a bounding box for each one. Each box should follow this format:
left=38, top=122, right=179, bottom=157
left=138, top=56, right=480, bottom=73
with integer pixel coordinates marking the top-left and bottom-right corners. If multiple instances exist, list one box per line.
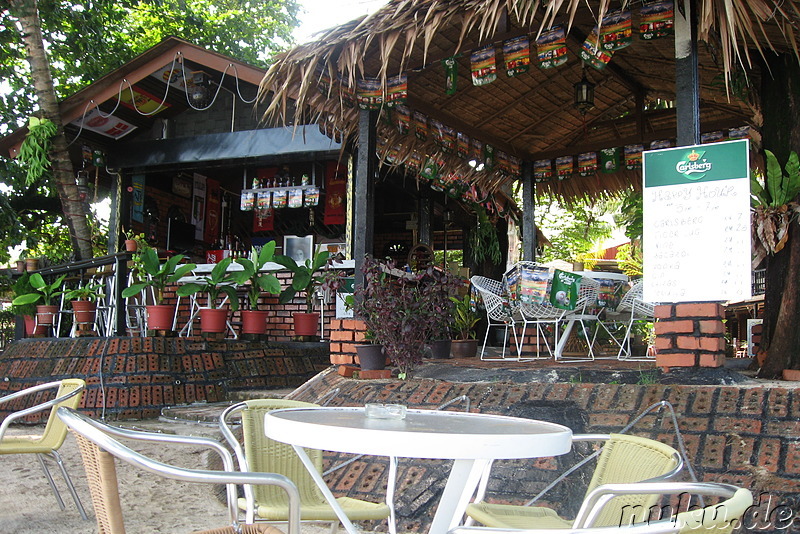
left=264, top=406, right=572, bottom=534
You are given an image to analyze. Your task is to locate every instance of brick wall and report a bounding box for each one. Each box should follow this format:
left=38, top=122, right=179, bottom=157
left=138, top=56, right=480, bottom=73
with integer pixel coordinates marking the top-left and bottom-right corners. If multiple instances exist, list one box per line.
left=289, top=370, right=800, bottom=534
left=655, top=302, right=726, bottom=370
left=0, top=337, right=329, bottom=420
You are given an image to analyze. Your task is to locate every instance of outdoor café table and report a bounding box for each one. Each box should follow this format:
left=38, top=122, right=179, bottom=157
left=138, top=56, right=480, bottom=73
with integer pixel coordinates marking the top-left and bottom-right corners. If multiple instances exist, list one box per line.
left=263, top=406, right=573, bottom=534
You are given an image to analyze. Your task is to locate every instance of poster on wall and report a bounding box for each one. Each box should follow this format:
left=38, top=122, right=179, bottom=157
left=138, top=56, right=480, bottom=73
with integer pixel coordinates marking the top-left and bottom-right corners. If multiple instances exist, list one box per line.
left=324, top=161, right=347, bottom=225
left=643, top=139, right=751, bottom=302
left=204, top=178, right=220, bottom=245
left=131, top=174, right=145, bottom=222
left=191, top=173, right=207, bottom=240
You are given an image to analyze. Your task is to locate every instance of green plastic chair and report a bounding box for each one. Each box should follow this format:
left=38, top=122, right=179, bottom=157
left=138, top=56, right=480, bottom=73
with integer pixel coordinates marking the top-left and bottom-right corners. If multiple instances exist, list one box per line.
left=220, top=399, right=390, bottom=529
left=453, top=482, right=752, bottom=534
left=466, top=433, right=683, bottom=529
left=0, top=378, right=87, bottom=519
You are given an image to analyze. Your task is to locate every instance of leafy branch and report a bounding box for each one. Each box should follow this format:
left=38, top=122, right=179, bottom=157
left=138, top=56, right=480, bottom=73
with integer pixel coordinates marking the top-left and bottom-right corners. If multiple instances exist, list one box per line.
left=17, top=116, right=57, bottom=185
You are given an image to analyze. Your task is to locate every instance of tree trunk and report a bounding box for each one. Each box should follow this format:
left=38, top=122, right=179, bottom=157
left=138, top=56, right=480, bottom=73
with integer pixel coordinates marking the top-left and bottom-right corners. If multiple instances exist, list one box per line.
left=10, top=0, right=94, bottom=260
left=759, top=52, right=800, bottom=377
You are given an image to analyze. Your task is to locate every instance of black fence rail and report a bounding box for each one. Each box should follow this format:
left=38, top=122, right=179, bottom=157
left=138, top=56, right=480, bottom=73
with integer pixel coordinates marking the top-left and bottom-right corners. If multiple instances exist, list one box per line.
left=752, top=268, right=766, bottom=296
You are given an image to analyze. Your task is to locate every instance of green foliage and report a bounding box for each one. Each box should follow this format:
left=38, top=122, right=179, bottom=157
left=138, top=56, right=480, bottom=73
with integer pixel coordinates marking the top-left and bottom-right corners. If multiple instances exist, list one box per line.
left=535, top=195, right=614, bottom=263
left=233, top=243, right=282, bottom=310
left=121, top=249, right=196, bottom=305
left=64, top=282, right=104, bottom=302
left=468, top=206, right=501, bottom=264
left=751, top=150, right=800, bottom=208
left=616, top=190, right=643, bottom=243
left=17, top=117, right=58, bottom=185
left=274, top=249, right=332, bottom=313
left=176, top=256, right=239, bottom=311
left=449, top=293, right=480, bottom=340
left=10, top=273, right=37, bottom=316
left=12, top=273, right=67, bottom=306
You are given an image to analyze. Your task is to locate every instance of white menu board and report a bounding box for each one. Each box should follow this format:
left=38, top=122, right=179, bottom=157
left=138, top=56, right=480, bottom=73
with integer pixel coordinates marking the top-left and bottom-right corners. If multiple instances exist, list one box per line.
left=643, top=139, right=751, bottom=303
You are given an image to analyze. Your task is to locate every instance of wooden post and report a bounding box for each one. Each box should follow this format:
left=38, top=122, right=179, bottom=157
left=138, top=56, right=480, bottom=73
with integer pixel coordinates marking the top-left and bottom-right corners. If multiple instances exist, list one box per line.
left=354, top=109, right=377, bottom=288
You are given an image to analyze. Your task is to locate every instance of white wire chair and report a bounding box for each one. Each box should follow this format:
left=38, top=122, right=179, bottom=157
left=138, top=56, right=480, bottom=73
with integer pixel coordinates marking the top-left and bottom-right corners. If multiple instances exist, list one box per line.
left=605, top=279, right=655, bottom=361
left=554, top=276, right=602, bottom=362
left=470, top=276, right=519, bottom=361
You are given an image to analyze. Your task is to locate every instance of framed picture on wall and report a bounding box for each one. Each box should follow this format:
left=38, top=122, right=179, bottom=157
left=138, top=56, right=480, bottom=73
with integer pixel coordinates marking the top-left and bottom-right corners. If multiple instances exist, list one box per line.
left=283, top=235, right=314, bottom=264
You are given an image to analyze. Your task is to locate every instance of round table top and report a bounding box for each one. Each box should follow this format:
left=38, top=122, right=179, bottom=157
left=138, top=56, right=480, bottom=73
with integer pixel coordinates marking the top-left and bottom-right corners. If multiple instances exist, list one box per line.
left=264, top=407, right=573, bottom=460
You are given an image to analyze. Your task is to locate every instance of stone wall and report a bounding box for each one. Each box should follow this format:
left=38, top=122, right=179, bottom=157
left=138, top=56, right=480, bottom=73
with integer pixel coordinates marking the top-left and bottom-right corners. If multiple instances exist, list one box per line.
left=0, top=337, right=329, bottom=420
left=289, top=369, right=800, bottom=533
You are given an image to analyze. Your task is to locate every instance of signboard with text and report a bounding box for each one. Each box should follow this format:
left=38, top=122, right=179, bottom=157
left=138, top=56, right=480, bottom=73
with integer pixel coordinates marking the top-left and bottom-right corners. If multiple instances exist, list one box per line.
left=643, top=139, right=751, bottom=303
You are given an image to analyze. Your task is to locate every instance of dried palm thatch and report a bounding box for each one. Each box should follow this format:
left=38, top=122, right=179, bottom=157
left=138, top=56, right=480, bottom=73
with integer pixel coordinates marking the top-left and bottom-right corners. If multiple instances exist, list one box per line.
left=259, top=0, right=799, bottom=201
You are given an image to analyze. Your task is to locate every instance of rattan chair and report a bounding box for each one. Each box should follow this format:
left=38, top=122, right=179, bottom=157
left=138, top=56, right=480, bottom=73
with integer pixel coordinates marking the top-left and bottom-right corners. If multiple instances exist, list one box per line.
left=220, top=399, right=390, bottom=528
left=470, top=276, right=519, bottom=360
left=0, top=378, right=87, bottom=519
left=454, top=482, right=752, bottom=534
left=57, top=406, right=300, bottom=534
left=466, top=434, right=683, bottom=530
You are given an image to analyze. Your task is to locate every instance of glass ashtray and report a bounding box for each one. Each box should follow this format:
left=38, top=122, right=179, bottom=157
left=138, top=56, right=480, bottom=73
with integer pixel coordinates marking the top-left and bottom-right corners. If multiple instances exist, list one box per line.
left=365, top=403, right=407, bottom=420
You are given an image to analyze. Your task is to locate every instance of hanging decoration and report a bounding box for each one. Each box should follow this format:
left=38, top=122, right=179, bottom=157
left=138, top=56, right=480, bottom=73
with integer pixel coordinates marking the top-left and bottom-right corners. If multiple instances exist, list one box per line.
left=323, top=161, right=347, bottom=225
left=470, top=45, right=497, bottom=86
left=443, top=56, right=458, bottom=95
left=303, top=187, right=320, bottom=207
left=386, top=74, right=408, bottom=107
left=624, top=144, right=644, bottom=170
left=413, top=111, right=429, bottom=140
left=271, top=189, right=288, bottom=209
left=599, top=10, right=632, bottom=51
left=578, top=152, right=598, bottom=176
left=338, top=74, right=356, bottom=108
left=253, top=202, right=274, bottom=232
left=503, top=36, right=530, bottom=77
left=457, top=132, right=470, bottom=159
left=241, top=190, right=255, bottom=211
left=431, top=118, right=445, bottom=146
left=420, top=157, right=443, bottom=181
left=534, top=159, right=552, bottom=181
left=441, top=124, right=456, bottom=153
left=407, top=151, right=423, bottom=173
left=537, top=25, right=568, bottom=69
left=556, top=155, right=574, bottom=179
left=356, top=78, right=383, bottom=109
left=650, top=139, right=672, bottom=149
left=580, top=31, right=614, bottom=70
left=729, top=126, right=750, bottom=140
left=483, top=144, right=495, bottom=171
left=701, top=131, right=724, bottom=143
left=599, top=147, right=621, bottom=172
left=470, top=138, right=484, bottom=163
left=395, top=105, right=411, bottom=135
left=640, top=0, right=674, bottom=40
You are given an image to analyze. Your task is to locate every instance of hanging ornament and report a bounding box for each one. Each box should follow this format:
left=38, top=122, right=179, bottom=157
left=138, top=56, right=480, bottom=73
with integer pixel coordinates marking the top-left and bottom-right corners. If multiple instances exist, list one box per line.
left=650, top=139, right=672, bottom=150
left=457, top=133, right=470, bottom=159
left=580, top=31, right=614, bottom=70
left=471, top=138, right=484, bottom=162
left=599, top=147, right=621, bottom=173
left=395, top=105, right=411, bottom=135
left=356, top=78, right=383, bottom=110
left=386, top=74, right=408, bottom=107
left=728, top=126, right=750, bottom=140
left=640, top=0, right=674, bottom=40
left=556, top=155, right=574, bottom=179
left=443, top=56, right=458, bottom=95
left=413, top=111, right=429, bottom=140
left=503, top=36, right=530, bottom=77
left=536, top=25, right=568, bottom=69
left=316, top=61, right=333, bottom=97
left=701, top=131, right=724, bottom=144
left=534, top=159, right=552, bottom=182
left=599, top=10, right=632, bottom=51
left=624, top=144, right=644, bottom=170
left=470, top=45, right=497, bottom=86
left=338, top=74, right=356, bottom=108
left=483, top=144, right=495, bottom=171
left=578, top=152, right=598, bottom=176
left=240, top=190, right=255, bottom=211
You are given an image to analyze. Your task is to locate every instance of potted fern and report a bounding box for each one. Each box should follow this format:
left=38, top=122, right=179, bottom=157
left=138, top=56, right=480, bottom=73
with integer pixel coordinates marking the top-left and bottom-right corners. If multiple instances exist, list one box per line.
left=233, top=243, right=282, bottom=335
left=449, top=293, right=481, bottom=358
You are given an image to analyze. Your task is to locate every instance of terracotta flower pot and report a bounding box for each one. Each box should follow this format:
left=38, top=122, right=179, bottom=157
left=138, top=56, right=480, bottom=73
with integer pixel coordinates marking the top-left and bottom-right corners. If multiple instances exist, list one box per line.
left=146, top=305, right=175, bottom=331
left=356, top=344, right=386, bottom=370
left=199, top=307, right=228, bottom=333
left=15, top=260, right=25, bottom=273
left=26, top=258, right=39, bottom=272
left=35, top=304, right=59, bottom=326
left=782, top=368, right=800, bottom=381
left=293, top=312, right=319, bottom=337
left=241, top=310, right=268, bottom=335
left=451, top=339, right=479, bottom=358
left=72, top=300, right=97, bottom=324
left=23, top=315, right=46, bottom=336
left=124, top=239, right=138, bottom=252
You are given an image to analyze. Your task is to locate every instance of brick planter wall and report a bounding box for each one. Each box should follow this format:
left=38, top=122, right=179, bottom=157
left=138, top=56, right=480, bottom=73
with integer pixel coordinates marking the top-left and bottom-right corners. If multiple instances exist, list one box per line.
left=655, top=302, right=726, bottom=370
left=288, top=370, right=800, bottom=534
left=0, top=337, right=329, bottom=420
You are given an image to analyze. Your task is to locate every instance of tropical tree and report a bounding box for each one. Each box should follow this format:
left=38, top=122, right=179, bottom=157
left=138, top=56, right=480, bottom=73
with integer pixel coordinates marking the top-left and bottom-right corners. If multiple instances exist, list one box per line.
left=534, top=194, right=614, bottom=264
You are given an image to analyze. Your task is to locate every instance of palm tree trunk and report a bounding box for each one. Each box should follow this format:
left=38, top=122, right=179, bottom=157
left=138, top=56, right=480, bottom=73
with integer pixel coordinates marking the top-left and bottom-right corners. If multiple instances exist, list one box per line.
left=10, top=0, right=94, bottom=260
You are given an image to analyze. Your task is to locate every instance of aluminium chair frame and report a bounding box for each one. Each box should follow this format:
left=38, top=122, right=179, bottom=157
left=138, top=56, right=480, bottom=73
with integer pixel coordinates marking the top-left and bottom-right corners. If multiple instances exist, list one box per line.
left=0, top=379, right=88, bottom=519
left=57, top=406, right=300, bottom=534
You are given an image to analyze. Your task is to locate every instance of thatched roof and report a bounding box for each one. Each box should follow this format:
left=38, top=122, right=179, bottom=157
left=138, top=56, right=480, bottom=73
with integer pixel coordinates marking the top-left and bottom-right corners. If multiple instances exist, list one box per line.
left=259, top=0, right=799, bottom=202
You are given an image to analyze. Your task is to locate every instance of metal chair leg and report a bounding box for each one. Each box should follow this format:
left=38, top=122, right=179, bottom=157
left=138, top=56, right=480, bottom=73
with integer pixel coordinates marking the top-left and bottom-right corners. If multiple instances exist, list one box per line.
left=49, top=450, right=88, bottom=520
left=36, top=453, right=66, bottom=511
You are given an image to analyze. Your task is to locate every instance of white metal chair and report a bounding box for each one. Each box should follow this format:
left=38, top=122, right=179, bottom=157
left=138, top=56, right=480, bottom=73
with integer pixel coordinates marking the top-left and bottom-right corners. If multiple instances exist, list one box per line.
left=454, top=482, right=752, bottom=534
left=554, top=277, right=602, bottom=362
left=471, top=276, right=519, bottom=360
left=605, top=279, right=655, bottom=361
left=58, top=406, right=300, bottom=534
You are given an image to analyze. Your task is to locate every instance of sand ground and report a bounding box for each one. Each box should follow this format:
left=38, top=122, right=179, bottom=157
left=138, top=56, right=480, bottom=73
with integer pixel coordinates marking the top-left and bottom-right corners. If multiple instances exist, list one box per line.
left=0, top=418, right=348, bottom=534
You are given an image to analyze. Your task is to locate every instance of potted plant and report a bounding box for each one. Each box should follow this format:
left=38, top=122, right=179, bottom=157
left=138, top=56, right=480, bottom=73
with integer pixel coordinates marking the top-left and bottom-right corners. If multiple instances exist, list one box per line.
left=449, top=293, right=481, bottom=358
left=348, top=273, right=386, bottom=370
left=65, top=282, right=105, bottom=325
left=10, top=273, right=44, bottom=336
left=423, top=269, right=460, bottom=359
left=121, top=248, right=196, bottom=331
left=274, top=248, right=332, bottom=337
left=11, top=272, right=67, bottom=327
left=233, top=243, right=282, bottom=335
left=122, top=228, right=144, bottom=253
left=175, top=257, right=239, bottom=333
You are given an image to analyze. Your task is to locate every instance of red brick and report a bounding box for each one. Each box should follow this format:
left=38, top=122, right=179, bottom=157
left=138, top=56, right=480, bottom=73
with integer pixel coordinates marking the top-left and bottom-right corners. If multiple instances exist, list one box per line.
left=654, top=337, right=674, bottom=351
left=328, top=342, right=342, bottom=353
left=358, top=369, right=393, bottom=379
left=699, top=337, right=725, bottom=353
left=654, top=304, right=674, bottom=320
left=655, top=320, right=694, bottom=334
left=342, top=319, right=364, bottom=331
left=676, top=336, right=701, bottom=350
left=701, top=434, right=726, bottom=469
left=713, top=417, right=762, bottom=434
left=329, top=319, right=342, bottom=330
left=337, top=364, right=358, bottom=377
left=758, top=438, right=782, bottom=472
left=330, top=354, right=355, bottom=365
left=657, top=353, right=696, bottom=369
left=699, top=353, right=725, bottom=367
left=728, top=436, right=756, bottom=468
left=784, top=441, right=800, bottom=474
left=698, top=320, right=725, bottom=334
left=330, top=330, right=354, bottom=342
left=675, top=302, right=724, bottom=317
left=340, top=343, right=358, bottom=354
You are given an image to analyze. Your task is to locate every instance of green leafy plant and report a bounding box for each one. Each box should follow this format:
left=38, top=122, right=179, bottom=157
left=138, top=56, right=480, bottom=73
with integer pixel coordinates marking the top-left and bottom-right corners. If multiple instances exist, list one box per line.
left=468, top=206, right=501, bottom=265
left=11, top=272, right=67, bottom=307
left=121, top=248, right=196, bottom=305
left=449, top=293, right=480, bottom=340
left=274, top=248, right=332, bottom=313
left=233, top=243, right=282, bottom=310
left=17, top=116, right=57, bottom=185
left=751, top=150, right=800, bottom=266
left=175, top=257, right=238, bottom=311
left=64, top=282, right=104, bottom=302
left=10, top=273, right=37, bottom=316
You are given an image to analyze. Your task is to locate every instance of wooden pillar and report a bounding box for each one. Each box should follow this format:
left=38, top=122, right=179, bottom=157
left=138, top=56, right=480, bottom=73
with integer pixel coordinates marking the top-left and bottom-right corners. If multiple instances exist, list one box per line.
left=674, top=0, right=700, bottom=146
left=353, top=109, right=377, bottom=287
left=521, top=161, right=536, bottom=262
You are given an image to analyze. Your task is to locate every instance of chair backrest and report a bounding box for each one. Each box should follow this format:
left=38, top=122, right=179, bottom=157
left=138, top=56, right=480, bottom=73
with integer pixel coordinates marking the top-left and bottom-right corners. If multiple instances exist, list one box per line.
left=40, top=378, right=86, bottom=451
left=239, top=399, right=324, bottom=506
left=471, top=276, right=512, bottom=321
left=584, top=434, right=682, bottom=527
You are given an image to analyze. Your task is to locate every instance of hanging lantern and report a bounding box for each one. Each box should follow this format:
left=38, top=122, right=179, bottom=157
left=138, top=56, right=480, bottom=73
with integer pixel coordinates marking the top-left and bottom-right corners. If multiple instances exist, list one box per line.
left=573, top=73, right=595, bottom=114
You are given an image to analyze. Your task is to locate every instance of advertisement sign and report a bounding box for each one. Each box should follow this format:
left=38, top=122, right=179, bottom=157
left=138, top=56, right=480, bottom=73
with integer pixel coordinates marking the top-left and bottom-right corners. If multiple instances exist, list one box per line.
left=643, top=139, right=751, bottom=302
left=131, top=174, right=145, bottom=223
